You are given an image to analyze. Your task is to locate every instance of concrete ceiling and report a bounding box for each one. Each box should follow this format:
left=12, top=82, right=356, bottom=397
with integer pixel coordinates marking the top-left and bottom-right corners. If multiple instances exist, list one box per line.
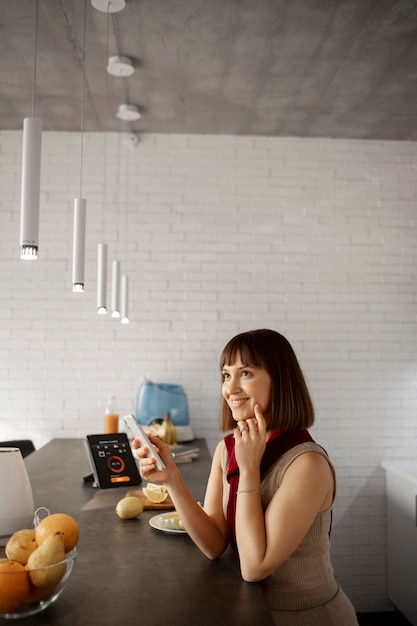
left=1, top=0, right=417, bottom=140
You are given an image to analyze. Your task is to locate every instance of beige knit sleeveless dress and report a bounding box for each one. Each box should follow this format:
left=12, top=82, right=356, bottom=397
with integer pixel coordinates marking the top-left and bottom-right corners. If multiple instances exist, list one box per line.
left=221, top=441, right=359, bottom=626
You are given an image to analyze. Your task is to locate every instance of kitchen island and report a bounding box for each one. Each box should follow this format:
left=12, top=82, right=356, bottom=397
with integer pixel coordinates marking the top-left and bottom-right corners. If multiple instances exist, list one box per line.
left=10, top=438, right=274, bottom=625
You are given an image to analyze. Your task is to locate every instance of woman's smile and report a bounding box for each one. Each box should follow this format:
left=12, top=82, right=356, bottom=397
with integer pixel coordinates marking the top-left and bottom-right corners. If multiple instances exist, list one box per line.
left=230, top=397, right=249, bottom=407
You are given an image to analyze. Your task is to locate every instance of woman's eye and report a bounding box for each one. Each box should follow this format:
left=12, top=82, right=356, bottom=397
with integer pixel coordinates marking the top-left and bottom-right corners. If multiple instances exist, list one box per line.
left=222, top=372, right=230, bottom=381
left=241, top=370, right=251, bottom=377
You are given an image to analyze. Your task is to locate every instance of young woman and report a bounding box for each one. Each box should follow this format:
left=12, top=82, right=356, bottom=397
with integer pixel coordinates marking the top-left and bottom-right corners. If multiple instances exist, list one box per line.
left=134, top=329, right=358, bottom=625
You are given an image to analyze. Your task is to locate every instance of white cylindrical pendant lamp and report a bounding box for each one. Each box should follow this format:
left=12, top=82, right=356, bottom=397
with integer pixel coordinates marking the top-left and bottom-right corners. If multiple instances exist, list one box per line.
left=97, top=243, right=108, bottom=314
left=20, top=117, right=42, bottom=260
left=72, top=198, right=86, bottom=292
left=111, top=260, right=120, bottom=317
left=120, top=274, right=129, bottom=324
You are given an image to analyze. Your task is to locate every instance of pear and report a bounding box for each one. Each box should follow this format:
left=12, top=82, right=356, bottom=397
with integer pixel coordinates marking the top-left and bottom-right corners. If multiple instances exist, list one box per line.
left=116, top=496, right=144, bottom=519
left=26, top=531, right=66, bottom=588
left=5, top=528, right=38, bottom=565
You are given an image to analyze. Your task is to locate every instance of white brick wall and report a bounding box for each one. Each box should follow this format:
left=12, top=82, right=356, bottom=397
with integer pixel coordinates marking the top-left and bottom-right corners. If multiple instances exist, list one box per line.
left=1, top=130, right=417, bottom=612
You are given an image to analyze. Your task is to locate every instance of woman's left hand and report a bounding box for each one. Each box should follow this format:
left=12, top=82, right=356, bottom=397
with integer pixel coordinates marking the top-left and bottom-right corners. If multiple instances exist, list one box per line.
left=233, top=404, right=267, bottom=473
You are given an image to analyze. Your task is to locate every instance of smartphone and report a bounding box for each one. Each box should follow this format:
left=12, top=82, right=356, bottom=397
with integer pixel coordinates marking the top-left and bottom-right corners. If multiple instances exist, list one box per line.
left=123, top=414, right=166, bottom=471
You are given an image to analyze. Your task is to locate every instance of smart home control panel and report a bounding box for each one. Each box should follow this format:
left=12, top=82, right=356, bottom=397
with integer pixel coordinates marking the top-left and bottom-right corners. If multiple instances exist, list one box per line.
left=84, top=433, right=142, bottom=489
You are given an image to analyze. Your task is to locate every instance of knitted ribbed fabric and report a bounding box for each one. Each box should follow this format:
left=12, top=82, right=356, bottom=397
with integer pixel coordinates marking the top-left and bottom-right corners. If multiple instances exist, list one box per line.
left=221, top=441, right=359, bottom=626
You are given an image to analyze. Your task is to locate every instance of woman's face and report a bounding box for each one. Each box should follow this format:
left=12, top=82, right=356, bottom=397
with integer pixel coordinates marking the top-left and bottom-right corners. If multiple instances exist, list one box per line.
left=221, top=353, right=272, bottom=423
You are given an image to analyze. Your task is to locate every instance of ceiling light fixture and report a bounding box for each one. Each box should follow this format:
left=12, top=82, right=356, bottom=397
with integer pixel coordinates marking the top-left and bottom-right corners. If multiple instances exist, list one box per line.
left=97, top=243, right=108, bottom=313
left=120, top=275, right=129, bottom=324
left=107, top=55, right=134, bottom=77
left=72, top=0, right=88, bottom=293
left=96, top=4, right=112, bottom=314
left=91, top=0, right=125, bottom=12
left=111, top=260, right=121, bottom=317
left=117, top=104, right=141, bottom=121
left=119, top=133, right=132, bottom=325
left=20, top=0, right=42, bottom=261
left=72, top=199, right=86, bottom=292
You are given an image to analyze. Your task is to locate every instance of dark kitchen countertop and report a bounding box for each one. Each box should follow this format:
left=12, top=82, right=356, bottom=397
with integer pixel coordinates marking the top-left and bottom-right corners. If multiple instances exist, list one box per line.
left=11, top=437, right=274, bottom=625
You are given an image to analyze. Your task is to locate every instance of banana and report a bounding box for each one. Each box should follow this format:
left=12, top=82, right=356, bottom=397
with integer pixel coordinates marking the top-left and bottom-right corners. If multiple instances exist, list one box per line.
left=159, top=413, right=177, bottom=445
left=145, top=414, right=177, bottom=445
left=146, top=423, right=163, bottom=437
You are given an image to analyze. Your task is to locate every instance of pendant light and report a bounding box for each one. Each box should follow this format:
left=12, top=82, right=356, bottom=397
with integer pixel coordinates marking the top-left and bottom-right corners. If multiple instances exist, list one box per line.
left=120, top=275, right=129, bottom=324
left=111, top=260, right=120, bottom=317
left=120, top=133, right=133, bottom=325
left=92, top=0, right=128, bottom=318
left=72, top=0, right=87, bottom=292
left=97, top=243, right=108, bottom=313
left=20, top=0, right=42, bottom=260
left=96, top=6, right=111, bottom=314
left=72, top=199, right=86, bottom=292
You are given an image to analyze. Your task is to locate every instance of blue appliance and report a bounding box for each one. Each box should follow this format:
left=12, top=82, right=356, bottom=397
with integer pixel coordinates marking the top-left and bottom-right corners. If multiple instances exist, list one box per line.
left=136, top=381, right=194, bottom=442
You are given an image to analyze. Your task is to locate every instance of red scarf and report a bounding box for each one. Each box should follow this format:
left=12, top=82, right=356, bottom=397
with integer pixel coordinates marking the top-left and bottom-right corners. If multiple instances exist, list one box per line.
left=225, top=428, right=314, bottom=554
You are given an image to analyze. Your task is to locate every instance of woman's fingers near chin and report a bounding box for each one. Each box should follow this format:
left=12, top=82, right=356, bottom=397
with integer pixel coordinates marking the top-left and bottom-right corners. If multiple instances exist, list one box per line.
left=252, top=405, right=259, bottom=419
left=254, top=405, right=266, bottom=427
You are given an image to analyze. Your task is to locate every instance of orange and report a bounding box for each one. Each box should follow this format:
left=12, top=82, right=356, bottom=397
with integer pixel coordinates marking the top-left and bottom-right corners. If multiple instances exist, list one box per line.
left=0, top=560, right=31, bottom=613
left=35, top=513, right=79, bottom=553
left=27, top=582, right=59, bottom=603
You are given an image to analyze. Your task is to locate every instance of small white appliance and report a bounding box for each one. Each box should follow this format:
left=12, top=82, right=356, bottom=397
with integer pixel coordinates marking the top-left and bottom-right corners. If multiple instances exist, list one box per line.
left=0, top=447, right=35, bottom=546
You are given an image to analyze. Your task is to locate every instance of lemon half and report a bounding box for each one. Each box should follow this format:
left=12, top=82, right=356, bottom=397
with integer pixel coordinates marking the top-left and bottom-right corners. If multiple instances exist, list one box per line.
left=143, top=483, right=168, bottom=503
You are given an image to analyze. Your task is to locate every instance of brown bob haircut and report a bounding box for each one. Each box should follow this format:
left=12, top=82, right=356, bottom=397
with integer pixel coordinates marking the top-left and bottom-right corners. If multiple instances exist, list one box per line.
left=220, top=329, right=315, bottom=432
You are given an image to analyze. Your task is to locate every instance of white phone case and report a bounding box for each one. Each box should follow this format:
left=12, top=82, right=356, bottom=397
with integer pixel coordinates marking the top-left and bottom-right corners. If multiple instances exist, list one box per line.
left=123, top=414, right=166, bottom=470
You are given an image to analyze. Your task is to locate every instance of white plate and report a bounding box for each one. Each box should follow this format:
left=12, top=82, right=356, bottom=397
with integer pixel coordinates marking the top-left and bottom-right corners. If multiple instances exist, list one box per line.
left=149, top=512, right=187, bottom=535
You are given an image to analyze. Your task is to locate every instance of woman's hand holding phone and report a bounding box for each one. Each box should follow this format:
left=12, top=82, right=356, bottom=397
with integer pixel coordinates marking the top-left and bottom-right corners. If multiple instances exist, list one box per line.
left=123, top=414, right=167, bottom=470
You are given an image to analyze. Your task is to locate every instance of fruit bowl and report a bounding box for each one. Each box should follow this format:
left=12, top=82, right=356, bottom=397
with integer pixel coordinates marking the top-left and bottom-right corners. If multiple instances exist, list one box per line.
left=0, top=547, right=77, bottom=619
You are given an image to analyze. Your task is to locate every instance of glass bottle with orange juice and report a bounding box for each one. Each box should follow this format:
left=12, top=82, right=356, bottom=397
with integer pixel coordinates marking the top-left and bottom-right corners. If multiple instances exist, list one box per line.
left=104, top=395, right=119, bottom=434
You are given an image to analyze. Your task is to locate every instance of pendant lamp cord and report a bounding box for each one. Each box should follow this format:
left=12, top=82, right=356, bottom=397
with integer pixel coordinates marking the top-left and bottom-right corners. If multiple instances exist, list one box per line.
left=102, top=6, right=111, bottom=235
left=32, top=0, right=39, bottom=117
left=79, top=0, right=87, bottom=199
left=112, top=12, right=129, bottom=106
